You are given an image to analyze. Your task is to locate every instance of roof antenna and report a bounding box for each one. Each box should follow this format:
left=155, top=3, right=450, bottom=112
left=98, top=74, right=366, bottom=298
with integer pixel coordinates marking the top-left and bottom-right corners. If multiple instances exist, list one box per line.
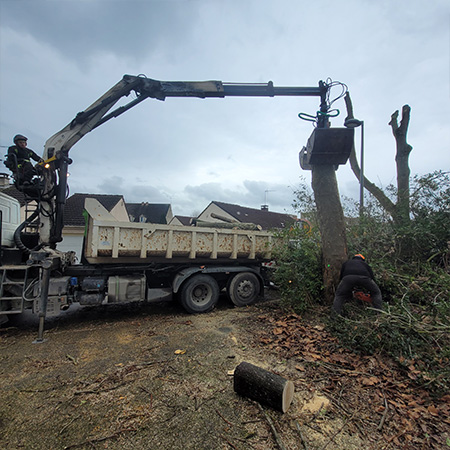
left=261, top=189, right=275, bottom=211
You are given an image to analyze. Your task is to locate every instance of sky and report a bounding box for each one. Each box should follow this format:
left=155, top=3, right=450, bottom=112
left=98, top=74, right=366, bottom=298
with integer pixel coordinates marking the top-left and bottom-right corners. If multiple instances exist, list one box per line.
left=0, top=0, right=449, bottom=218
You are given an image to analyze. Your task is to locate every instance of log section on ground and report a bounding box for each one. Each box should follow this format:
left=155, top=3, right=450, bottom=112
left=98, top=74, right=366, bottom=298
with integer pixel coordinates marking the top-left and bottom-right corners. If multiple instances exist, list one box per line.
left=233, top=361, right=294, bottom=413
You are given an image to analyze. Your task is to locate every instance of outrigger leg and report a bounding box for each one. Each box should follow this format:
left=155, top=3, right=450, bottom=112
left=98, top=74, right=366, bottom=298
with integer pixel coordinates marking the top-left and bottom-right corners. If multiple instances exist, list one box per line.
left=32, top=257, right=52, bottom=343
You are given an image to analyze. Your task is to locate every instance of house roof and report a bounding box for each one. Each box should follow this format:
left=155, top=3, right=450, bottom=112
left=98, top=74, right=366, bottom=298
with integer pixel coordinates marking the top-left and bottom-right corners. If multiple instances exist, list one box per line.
left=126, top=203, right=171, bottom=224
left=1, top=185, right=28, bottom=206
left=0, top=189, right=125, bottom=227
left=171, top=215, right=194, bottom=226
left=64, top=193, right=124, bottom=226
left=207, top=201, right=296, bottom=230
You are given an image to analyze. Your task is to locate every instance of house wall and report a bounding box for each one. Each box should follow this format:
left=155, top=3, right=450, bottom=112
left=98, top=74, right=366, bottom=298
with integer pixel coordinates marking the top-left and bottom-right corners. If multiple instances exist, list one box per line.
left=169, top=216, right=183, bottom=226
left=57, top=226, right=85, bottom=263
left=197, top=204, right=237, bottom=224
left=19, top=201, right=38, bottom=223
left=165, top=205, right=174, bottom=224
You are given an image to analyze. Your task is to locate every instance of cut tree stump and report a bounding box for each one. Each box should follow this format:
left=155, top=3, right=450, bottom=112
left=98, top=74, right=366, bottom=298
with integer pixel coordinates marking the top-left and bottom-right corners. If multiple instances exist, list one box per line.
left=233, top=361, right=294, bottom=413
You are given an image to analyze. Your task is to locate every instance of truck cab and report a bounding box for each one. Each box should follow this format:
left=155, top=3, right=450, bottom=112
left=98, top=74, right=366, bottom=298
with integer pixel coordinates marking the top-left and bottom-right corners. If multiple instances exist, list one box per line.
left=0, top=191, right=20, bottom=248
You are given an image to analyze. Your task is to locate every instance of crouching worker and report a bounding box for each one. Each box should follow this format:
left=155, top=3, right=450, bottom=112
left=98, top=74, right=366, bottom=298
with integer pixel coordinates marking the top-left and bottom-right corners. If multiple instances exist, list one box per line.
left=332, top=254, right=382, bottom=316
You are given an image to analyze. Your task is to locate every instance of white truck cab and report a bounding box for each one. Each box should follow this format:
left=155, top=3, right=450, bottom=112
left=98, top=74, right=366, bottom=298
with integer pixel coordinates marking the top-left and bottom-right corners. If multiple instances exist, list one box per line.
left=0, top=192, right=21, bottom=248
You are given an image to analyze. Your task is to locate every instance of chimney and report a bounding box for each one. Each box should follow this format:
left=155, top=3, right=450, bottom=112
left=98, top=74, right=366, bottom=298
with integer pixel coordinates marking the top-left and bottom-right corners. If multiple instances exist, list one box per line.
left=261, top=204, right=269, bottom=211
left=0, top=173, right=11, bottom=188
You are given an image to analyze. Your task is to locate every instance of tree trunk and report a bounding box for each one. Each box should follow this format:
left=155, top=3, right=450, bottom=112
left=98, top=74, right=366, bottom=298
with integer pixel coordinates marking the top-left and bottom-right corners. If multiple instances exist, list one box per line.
left=311, top=165, right=348, bottom=303
left=233, top=362, right=294, bottom=413
left=390, top=105, right=413, bottom=227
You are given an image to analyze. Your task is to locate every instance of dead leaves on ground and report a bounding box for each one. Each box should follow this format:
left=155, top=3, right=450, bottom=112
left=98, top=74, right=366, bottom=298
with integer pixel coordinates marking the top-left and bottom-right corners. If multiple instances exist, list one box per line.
left=254, top=312, right=450, bottom=450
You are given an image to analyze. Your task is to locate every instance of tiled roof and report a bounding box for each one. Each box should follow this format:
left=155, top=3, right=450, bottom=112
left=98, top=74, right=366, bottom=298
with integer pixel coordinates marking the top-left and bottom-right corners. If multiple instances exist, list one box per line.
left=64, top=193, right=124, bottom=226
left=211, top=201, right=296, bottom=230
left=126, top=203, right=171, bottom=224
left=1, top=185, right=28, bottom=206
left=172, top=215, right=194, bottom=226
left=0, top=189, right=124, bottom=227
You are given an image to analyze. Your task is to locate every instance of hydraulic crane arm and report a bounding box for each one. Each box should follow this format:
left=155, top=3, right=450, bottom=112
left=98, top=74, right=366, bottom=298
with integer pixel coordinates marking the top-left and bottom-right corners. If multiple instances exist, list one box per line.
left=39, top=75, right=329, bottom=245
left=43, top=75, right=327, bottom=160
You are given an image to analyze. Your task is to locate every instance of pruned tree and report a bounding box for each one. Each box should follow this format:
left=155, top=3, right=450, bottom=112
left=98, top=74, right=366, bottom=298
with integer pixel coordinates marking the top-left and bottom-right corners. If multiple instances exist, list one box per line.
left=311, top=164, right=348, bottom=303
left=344, top=93, right=413, bottom=227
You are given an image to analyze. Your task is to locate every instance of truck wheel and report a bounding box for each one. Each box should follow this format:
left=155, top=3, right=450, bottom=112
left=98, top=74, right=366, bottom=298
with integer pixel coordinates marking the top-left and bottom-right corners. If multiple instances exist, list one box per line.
left=228, top=272, right=260, bottom=307
left=180, top=274, right=219, bottom=314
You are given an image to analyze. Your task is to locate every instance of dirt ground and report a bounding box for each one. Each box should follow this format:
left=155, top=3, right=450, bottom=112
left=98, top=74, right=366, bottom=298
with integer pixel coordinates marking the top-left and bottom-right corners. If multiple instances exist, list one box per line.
left=0, top=291, right=448, bottom=450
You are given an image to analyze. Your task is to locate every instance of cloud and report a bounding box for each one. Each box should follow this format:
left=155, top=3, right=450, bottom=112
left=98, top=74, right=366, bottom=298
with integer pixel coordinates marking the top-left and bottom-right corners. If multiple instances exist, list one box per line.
left=1, top=0, right=449, bottom=221
left=0, top=0, right=198, bottom=66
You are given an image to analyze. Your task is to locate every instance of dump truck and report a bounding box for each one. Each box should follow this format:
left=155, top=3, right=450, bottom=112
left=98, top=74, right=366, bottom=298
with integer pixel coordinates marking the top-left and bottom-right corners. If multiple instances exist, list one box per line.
left=1, top=75, right=352, bottom=339
left=0, top=194, right=277, bottom=327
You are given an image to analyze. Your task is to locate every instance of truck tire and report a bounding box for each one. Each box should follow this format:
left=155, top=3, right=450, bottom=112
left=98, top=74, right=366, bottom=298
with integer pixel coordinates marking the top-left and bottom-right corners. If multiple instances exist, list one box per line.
left=180, top=274, right=220, bottom=314
left=228, top=272, right=260, bottom=307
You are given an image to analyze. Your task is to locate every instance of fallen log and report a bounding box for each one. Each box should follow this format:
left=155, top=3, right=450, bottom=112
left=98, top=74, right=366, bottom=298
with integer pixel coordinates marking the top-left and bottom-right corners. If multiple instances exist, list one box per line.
left=233, top=362, right=294, bottom=413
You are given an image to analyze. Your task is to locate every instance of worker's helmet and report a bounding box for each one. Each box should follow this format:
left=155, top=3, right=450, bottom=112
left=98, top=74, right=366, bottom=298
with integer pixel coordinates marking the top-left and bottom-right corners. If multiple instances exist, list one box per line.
left=353, top=253, right=365, bottom=260
left=13, top=134, right=28, bottom=143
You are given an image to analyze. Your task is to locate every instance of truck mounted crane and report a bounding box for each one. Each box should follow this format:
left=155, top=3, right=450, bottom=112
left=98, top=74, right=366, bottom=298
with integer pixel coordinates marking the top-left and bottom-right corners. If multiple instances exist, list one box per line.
left=39, top=75, right=331, bottom=246
left=1, top=75, right=352, bottom=341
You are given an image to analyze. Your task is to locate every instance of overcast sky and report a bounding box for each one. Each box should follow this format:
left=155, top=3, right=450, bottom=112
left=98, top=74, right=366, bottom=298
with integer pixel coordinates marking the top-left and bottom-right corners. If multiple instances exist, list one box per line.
left=0, top=0, right=448, bottom=217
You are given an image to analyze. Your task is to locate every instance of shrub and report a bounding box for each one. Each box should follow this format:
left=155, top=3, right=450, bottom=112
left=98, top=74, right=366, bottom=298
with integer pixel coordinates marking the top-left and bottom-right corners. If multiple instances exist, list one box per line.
left=282, top=172, right=450, bottom=393
left=329, top=171, right=450, bottom=393
left=272, top=224, right=323, bottom=313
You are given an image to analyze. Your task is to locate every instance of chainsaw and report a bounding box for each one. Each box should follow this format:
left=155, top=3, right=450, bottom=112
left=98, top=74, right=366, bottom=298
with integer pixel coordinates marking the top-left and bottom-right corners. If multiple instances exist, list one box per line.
left=352, top=289, right=372, bottom=304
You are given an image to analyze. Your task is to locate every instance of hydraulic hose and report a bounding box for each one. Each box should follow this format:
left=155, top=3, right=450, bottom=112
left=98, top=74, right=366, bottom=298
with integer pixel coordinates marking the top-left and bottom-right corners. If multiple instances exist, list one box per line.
left=13, top=209, right=40, bottom=255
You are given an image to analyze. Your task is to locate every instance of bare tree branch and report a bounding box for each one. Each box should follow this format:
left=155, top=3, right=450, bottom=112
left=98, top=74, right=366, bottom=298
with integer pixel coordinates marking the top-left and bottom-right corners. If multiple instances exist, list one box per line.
left=348, top=148, right=398, bottom=218
left=389, top=110, right=399, bottom=135
left=343, top=92, right=398, bottom=221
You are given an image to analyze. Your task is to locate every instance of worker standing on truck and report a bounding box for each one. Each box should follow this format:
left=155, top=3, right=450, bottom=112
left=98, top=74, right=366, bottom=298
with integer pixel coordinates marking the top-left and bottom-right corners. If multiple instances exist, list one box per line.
left=4, top=134, right=42, bottom=185
left=332, top=254, right=382, bottom=316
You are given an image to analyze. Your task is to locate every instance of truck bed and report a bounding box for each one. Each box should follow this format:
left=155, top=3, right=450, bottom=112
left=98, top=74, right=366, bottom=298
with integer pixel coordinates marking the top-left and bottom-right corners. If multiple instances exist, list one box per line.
left=83, top=199, right=276, bottom=264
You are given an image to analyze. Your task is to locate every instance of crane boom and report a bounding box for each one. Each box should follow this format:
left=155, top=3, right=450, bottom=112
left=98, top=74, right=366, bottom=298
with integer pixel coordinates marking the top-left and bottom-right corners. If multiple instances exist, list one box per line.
left=43, top=75, right=326, bottom=160
left=38, top=75, right=329, bottom=245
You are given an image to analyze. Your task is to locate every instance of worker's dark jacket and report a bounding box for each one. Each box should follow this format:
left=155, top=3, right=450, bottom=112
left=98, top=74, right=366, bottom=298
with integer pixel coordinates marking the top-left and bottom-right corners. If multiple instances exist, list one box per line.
left=339, top=259, right=375, bottom=281
left=5, top=145, right=41, bottom=170
left=332, top=257, right=382, bottom=314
